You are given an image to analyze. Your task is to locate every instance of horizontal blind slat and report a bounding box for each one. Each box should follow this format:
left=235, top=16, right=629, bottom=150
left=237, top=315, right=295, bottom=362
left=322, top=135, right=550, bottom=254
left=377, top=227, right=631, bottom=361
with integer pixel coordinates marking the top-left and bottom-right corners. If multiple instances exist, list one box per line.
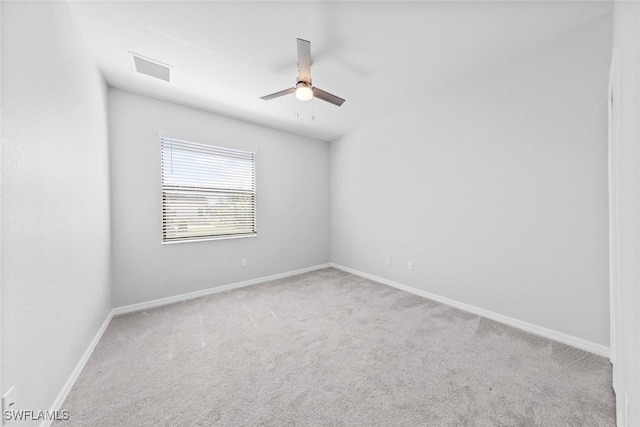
left=161, top=138, right=255, bottom=154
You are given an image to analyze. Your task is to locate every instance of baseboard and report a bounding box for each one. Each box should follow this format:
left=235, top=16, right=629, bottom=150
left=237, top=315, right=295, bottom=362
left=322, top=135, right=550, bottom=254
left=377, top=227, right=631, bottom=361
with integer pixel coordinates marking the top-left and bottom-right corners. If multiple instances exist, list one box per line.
left=40, top=309, right=115, bottom=427
left=330, top=263, right=610, bottom=358
left=41, top=263, right=331, bottom=426
left=112, top=263, right=332, bottom=316
left=41, top=261, right=607, bottom=427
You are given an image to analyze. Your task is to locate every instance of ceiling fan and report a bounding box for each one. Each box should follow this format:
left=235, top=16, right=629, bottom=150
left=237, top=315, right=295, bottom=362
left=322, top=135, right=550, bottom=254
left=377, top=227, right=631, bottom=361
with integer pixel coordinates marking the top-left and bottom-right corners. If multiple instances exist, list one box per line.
left=260, top=38, right=346, bottom=107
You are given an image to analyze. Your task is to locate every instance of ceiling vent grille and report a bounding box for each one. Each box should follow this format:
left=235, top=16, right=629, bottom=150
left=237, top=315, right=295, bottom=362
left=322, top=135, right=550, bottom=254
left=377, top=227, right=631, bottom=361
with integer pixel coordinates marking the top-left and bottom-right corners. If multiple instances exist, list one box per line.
left=129, top=52, right=172, bottom=82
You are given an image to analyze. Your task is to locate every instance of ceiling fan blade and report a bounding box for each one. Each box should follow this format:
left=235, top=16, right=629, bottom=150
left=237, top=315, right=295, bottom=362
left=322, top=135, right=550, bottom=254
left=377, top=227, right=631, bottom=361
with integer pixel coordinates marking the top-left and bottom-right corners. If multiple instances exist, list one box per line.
left=297, top=38, right=311, bottom=83
left=312, top=87, right=345, bottom=106
left=260, top=87, right=295, bottom=101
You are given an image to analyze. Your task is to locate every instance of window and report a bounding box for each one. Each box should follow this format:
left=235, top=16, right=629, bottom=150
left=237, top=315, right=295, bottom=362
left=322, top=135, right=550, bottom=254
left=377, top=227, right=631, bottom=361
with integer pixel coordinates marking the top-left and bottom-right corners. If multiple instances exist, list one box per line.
left=161, top=135, right=256, bottom=243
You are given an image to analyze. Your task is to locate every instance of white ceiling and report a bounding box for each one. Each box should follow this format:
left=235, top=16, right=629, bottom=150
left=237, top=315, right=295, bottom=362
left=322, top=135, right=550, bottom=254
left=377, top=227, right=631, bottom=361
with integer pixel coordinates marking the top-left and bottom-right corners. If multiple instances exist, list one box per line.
left=69, top=1, right=611, bottom=142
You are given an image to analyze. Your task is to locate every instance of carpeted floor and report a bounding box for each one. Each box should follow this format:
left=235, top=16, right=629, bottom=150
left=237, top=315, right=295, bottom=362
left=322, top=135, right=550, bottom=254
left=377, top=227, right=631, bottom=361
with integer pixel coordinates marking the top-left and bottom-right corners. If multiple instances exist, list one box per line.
left=55, top=268, right=615, bottom=426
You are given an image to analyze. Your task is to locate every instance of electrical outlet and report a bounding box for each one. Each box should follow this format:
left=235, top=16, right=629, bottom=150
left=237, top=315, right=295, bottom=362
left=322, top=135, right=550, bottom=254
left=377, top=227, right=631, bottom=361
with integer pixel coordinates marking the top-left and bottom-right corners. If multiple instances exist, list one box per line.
left=385, top=256, right=391, bottom=266
left=407, top=261, right=413, bottom=270
left=242, top=258, right=248, bottom=267
left=3, top=386, right=16, bottom=423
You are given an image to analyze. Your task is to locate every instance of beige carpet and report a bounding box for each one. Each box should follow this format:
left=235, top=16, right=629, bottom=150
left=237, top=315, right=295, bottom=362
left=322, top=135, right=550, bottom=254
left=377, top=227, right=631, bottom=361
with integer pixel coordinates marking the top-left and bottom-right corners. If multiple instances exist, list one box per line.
left=55, top=268, right=615, bottom=426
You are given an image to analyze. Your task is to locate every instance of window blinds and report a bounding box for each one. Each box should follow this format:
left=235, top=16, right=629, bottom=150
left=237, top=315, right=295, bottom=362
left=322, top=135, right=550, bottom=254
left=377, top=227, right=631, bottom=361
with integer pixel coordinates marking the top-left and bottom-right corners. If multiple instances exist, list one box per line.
left=161, top=136, right=256, bottom=242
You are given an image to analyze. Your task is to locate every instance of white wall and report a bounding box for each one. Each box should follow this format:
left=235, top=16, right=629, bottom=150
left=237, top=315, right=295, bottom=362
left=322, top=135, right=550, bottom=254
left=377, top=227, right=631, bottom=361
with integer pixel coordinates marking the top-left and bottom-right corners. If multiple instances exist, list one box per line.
left=611, top=2, right=640, bottom=425
left=331, top=16, right=611, bottom=347
left=109, top=89, right=330, bottom=307
left=1, top=1, right=111, bottom=422
left=0, top=0, right=4, bottom=405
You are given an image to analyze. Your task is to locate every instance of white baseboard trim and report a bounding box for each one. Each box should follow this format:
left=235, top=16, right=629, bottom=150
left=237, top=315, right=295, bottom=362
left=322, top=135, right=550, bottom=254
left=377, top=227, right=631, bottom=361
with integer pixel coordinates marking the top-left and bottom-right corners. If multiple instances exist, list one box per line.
left=42, top=261, right=607, bottom=427
left=112, top=263, right=332, bottom=316
left=40, top=309, right=115, bottom=427
left=330, top=263, right=610, bottom=358
left=41, top=263, right=331, bottom=427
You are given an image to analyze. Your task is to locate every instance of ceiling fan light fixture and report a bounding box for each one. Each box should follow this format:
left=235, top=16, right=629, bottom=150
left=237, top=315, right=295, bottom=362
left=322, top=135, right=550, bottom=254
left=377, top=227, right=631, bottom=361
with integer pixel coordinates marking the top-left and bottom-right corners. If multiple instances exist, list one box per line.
left=295, top=82, right=313, bottom=101
left=260, top=39, right=345, bottom=106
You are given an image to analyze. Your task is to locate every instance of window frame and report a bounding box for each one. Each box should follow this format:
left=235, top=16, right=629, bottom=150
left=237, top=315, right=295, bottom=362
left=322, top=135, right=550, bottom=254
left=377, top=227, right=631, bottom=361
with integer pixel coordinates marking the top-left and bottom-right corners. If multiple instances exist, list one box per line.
left=159, top=132, right=257, bottom=244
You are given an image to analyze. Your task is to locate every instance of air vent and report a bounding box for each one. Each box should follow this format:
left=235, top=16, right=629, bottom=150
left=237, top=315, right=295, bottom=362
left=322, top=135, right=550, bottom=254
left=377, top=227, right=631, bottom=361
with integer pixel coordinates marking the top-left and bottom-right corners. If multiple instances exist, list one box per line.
left=129, top=52, right=172, bottom=82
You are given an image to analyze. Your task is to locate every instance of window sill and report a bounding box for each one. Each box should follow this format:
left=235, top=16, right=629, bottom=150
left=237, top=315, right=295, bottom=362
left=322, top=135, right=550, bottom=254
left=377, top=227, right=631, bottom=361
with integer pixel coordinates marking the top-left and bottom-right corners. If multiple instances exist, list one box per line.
left=162, top=233, right=257, bottom=244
